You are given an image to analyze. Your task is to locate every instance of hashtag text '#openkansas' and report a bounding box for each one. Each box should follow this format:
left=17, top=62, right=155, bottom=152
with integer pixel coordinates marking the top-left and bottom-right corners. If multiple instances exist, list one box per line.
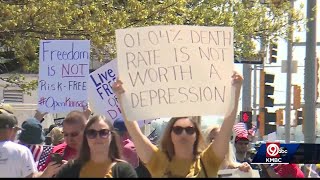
left=38, top=97, right=46, bottom=105
left=38, top=97, right=87, bottom=110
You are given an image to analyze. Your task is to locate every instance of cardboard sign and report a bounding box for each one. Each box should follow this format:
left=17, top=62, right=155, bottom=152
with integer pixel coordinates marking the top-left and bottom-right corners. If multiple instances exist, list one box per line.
left=38, top=40, right=90, bottom=113
left=116, top=25, right=234, bottom=120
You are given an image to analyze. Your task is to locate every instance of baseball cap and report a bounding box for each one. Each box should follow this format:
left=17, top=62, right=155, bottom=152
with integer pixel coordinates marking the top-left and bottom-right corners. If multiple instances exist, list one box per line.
left=113, top=118, right=127, bottom=132
left=0, top=103, right=14, bottom=114
left=0, top=108, right=21, bottom=130
left=235, top=134, right=250, bottom=143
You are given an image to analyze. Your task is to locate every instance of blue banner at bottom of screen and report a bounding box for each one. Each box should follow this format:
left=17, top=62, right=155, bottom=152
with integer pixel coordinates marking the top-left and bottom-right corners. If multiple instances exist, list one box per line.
left=252, top=143, right=300, bottom=164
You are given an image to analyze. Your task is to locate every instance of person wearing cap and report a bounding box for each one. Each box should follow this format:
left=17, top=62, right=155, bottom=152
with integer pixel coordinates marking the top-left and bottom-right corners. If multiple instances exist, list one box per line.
left=46, top=124, right=57, bottom=136
left=113, top=118, right=151, bottom=178
left=0, top=107, right=37, bottom=177
left=0, top=103, right=14, bottom=114
left=44, top=124, right=57, bottom=145
left=17, top=118, right=48, bottom=170
left=0, top=104, right=64, bottom=178
left=234, top=134, right=250, bottom=163
left=234, top=133, right=262, bottom=173
left=18, top=118, right=46, bottom=145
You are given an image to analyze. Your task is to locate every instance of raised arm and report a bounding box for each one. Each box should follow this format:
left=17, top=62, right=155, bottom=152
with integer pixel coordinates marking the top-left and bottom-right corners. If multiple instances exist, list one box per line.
left=112, top=79, right=157, bottom=164
left=212, top=71, right=243, bottom=160
left=34, top=110, right=48, bottom=123
left=82, top=103, right=92, bottom=120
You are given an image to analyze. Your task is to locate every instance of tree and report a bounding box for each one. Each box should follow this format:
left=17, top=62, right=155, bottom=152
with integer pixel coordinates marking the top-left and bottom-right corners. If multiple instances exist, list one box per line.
left=0, top=0, right=305, bottom=94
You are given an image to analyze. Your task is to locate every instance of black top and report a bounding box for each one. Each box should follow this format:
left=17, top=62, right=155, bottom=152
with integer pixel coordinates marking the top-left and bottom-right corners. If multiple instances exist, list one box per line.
left=135, top=160, right=151, bottom=178
left=55, top=160, right=138, bottom=178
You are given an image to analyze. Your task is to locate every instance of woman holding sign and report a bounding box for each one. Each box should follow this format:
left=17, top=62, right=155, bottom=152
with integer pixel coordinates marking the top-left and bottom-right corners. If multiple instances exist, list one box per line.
left=112, top=71, right=243, bottom=178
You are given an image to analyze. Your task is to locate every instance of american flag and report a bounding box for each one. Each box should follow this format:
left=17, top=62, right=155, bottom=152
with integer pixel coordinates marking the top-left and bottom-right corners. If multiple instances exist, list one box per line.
left=248, top=125, right=257, bottom=136
left=233, top=122, right=248, bottom=137
left=26, top=144, right=53, bottom=170
left=147, top=128, right=158, bottom=145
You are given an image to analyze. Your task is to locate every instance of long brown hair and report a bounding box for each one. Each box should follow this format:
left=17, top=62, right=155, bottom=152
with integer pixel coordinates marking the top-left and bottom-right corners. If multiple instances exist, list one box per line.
left=160, top=117, right=206, bottom=161
left=77, top=115, right=122, bottom=165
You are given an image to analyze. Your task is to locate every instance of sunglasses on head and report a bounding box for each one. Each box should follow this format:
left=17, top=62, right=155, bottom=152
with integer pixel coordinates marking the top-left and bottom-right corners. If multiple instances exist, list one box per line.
left=172, top=126, right=196, bottom=135
left=63, top=131, right=80, bottom=138
left=86, top=129, right=110, bottom=139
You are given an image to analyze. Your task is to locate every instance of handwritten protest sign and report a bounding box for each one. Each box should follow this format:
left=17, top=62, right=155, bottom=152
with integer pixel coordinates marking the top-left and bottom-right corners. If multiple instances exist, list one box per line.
left=38, top=40, right=90, bottom=113
left=88, top=59, right=120, bottom=121
left=88, top=59, right=154, bottom=125
left=116, top=25, right=234, bottom=120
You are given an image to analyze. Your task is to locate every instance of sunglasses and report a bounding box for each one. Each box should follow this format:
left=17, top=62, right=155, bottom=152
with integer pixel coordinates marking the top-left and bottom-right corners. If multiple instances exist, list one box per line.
left=86, top=129, right=110, bottom=139
left=237, top=141, right=249, bottom=145
left=172, top=126, right=196, bottom=135
left=63, top=131, right=80, bottom=138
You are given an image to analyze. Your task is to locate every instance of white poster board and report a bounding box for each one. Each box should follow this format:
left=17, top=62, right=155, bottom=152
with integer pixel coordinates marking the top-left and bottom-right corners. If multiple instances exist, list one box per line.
left=88, top=59, right=154, bottom=125
left=38, top=40, right=90, bottom=113
left=218, top=169, right=260, bottom=178
left=88, top=60, right=120, bottom=121
left=267, top=131, right=278, bottom=141
left=116, top=25, right=234, bottom=120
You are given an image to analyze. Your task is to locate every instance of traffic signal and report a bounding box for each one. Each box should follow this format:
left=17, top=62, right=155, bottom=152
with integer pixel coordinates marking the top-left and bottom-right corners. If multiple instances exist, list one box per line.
left=317, top=58, right=319, bottom=99
left=259, top=109, right=277, bottom=136
left=276, top=109, right=284, bottom=126
left=265, top=124, right=277, bottom=135
left=269, top=43, right=278, bottom=63
left=293, top=85, right=301, bottom=110
left=256, top=115, right=260, bottom=129
left=259, top=71, right=275, bottom=137
left=265, top=111, right=276, bottom=124
left=240, top=111, right=252, bottom=129
left=295, top=109, right=303, bottom=126
left=259, top=110, right=265, bottom=136
left=260, top=71, right=275, bottom=108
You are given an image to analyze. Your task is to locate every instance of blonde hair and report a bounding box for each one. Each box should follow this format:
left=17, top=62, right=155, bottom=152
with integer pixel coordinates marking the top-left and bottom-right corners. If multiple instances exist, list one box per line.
left=205, top=125, right=241, bottom=169
left=160, top=117, right=206, bottom=161
left=205, top=124, right=221, bottom=143
left=49, top=127, right=64, bottom=145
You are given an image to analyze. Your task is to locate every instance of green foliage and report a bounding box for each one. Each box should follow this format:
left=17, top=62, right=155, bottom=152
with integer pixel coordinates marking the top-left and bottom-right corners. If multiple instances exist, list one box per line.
left=0, top=74, right=37, bottom=95
left=0, top=0, right=305, bottom=93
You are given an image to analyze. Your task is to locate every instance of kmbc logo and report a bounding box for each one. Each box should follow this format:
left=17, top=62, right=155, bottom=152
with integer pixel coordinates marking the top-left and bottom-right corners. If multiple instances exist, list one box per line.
left=265, top=142, right=288, bottom=163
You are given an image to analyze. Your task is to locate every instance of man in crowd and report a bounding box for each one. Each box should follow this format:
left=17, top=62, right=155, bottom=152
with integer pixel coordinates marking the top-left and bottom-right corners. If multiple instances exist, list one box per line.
left=40, top=110, right=87, bottom=171
left=262, top=164, right=304, bottom=178
left=44, top=124, right=57, bottom=145
left=0, top=103, right=63, bottom=177
left=234, top=134, right=250, bottom=163
left=234, top=133, right=262, bottom=172
left=17, top=117, right=47, bottom=169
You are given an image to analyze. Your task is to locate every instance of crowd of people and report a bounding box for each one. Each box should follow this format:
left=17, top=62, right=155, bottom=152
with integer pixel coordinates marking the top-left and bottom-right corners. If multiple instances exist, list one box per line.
left=0, top=72, right=316, bottom=178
